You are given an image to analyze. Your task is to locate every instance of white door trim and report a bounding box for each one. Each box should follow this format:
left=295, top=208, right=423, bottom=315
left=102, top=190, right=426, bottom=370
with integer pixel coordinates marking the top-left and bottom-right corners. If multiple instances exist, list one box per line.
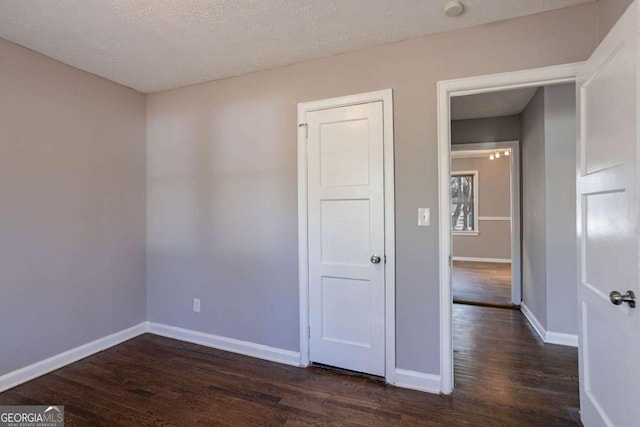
left=451, top=141, right=521, bottom=304
left=297, top=89, right=395, bottom=384
left=437, top=63, right=583, bottom=394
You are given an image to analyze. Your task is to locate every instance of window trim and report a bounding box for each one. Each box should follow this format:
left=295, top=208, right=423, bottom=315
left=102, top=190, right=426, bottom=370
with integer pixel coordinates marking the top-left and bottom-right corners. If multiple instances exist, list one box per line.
left=450, top=170, right=479, bottom=234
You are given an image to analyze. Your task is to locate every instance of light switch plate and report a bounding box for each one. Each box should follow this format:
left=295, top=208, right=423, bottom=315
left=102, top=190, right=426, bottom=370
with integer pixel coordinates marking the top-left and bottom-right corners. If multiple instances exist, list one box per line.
left=418, top=208, right=430, bottom=226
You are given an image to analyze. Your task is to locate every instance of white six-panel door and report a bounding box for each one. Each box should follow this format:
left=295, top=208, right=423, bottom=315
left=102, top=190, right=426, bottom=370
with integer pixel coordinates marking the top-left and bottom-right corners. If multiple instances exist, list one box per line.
left=306, top=101, right=386, bottom=376
left=577, top=1, right=640, bottom=426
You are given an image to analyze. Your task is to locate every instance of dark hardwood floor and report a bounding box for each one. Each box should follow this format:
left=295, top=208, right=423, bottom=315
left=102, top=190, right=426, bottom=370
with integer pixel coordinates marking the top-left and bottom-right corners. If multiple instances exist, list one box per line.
left=453, top=305, right=579, bottom=425
left=0, top=305, right=579, bottom=426
left=453, top=260, right=513, bottom=306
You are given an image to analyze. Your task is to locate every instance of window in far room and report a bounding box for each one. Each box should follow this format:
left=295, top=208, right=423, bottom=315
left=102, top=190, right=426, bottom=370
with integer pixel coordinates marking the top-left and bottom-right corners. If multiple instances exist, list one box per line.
left=451, top=171, right=478, bottom=234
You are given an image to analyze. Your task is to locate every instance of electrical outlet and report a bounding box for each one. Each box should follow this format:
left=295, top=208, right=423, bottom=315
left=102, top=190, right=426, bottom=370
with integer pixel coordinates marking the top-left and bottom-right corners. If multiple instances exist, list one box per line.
left=193, top=298, right=200, bottom=313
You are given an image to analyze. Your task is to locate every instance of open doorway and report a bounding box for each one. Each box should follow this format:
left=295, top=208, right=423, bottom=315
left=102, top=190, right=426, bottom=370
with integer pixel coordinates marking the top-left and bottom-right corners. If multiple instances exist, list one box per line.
left=437, top=64, right=582, bottom=398
left=450, top=138, right=520, bottom=309
left=448, top=82, right=579, bottom=340
left=443, top=78, right=581, bottom=420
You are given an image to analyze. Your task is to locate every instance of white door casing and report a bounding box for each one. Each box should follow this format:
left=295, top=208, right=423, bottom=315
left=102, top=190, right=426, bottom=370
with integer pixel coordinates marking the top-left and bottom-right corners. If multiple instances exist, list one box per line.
left=437, top=63, right=583, bottom=394
left=297, top=90, right=395, bottom=381
left=577, top=2, right=640, bottom=426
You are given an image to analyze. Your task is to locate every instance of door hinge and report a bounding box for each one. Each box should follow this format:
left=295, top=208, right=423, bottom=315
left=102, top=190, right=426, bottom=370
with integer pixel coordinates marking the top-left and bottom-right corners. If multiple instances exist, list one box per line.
left=306, top=324, right=310, bottom=339
left=384, top=255, right=387, bottom=264
left=449, top=255, right=452, bottom=267
left=298, top=123, right=308, bottom=139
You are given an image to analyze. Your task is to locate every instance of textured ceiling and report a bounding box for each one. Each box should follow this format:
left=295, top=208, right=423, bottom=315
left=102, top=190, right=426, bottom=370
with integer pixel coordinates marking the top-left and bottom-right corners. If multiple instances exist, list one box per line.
left=0, top=0, right=594, bottom=93
left=451, top=87, right=538, bottom=120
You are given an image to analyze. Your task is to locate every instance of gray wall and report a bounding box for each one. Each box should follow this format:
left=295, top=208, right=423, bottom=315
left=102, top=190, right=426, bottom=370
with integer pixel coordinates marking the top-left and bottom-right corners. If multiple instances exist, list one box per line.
left=521, top=84, right=577, bottom=335
left=522, top=88, right=548, bottom=328
left=0, top=39, right=147, bottom=376
left=451, top=115, right=521, bottom=145
left=146, top=4, right=598, bottom=375
left=452, top=156, right=511, bottom=260
left=544, top=84, right=578, bottom=335
left=597, top=0, right=634, bottom=42
left=0, top=0, right=630, bottom=381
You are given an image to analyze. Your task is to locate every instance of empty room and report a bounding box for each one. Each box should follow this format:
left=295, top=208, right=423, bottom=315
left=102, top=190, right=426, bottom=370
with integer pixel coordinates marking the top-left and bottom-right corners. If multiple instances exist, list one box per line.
left=0, top=1, right=638, bottom=426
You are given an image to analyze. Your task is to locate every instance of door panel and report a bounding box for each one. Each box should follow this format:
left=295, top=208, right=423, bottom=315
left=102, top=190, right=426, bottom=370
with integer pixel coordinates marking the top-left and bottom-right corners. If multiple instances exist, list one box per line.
left=583, top=191, right=633, bottom=297
left=582, top=43, right=635, bottom=174
left=320, top=199, right=370, bottom=265
left=577, top=2, right=640, bottom=426
left=307, top=101, right=385, bottom=376
left=321, top=276, right=371, bottom=346
left=320, top=119, right=371, bottom=186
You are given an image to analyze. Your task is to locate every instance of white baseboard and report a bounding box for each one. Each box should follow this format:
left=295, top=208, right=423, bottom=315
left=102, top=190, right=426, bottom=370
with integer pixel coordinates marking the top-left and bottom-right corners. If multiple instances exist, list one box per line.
left=0, top=321, right=453, bottom=396
left=520, top=303, right=578, bottom=347
left=393, top=369, right=441, bottom=394
left=0, top=322, right=147, bottom=393
left=148, top=324, right=447, bottom=394
left=545, top=331, right=578, bottom=347
left=520, top=302, right=547, bottom=341
left=147, top=322, right=301, bottom=367
left=452, top=256, right=511, bottom=263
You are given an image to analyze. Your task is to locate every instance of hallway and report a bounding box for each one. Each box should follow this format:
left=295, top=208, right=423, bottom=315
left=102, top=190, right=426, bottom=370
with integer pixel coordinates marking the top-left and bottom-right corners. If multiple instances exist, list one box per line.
left=453, top=304, right=579, bottom=424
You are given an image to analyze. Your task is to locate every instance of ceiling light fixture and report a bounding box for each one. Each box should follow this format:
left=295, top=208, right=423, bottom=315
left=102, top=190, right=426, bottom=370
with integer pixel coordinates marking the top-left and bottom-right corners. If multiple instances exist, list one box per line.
left=488, top=149, right=511, bottom=160
left=443, top=1, right=465, bottom=17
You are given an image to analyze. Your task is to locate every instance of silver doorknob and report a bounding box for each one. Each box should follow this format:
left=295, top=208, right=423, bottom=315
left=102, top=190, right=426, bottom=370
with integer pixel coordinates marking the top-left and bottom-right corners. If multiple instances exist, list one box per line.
left=370, top=255, right=381, bottom=264
left=610, top=290, right=636, bottom=308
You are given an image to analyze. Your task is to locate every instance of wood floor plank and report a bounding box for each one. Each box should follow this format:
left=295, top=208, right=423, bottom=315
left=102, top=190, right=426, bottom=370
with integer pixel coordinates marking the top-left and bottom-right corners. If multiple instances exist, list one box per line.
left=453, top=260, right=512, bottom=305
left=0, top=304, right=578, bottom=426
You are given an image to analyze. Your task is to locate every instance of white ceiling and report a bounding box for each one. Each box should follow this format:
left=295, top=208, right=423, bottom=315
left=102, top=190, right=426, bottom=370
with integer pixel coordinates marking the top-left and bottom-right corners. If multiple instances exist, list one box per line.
left=451, top=87, right=538, bottom=120
left=0, top=0, right=594, bottom=93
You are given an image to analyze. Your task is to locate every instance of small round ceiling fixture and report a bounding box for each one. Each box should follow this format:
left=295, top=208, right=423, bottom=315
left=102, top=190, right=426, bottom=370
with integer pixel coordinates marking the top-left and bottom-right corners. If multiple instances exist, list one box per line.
left=443, top=1, right=464, bottom=17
